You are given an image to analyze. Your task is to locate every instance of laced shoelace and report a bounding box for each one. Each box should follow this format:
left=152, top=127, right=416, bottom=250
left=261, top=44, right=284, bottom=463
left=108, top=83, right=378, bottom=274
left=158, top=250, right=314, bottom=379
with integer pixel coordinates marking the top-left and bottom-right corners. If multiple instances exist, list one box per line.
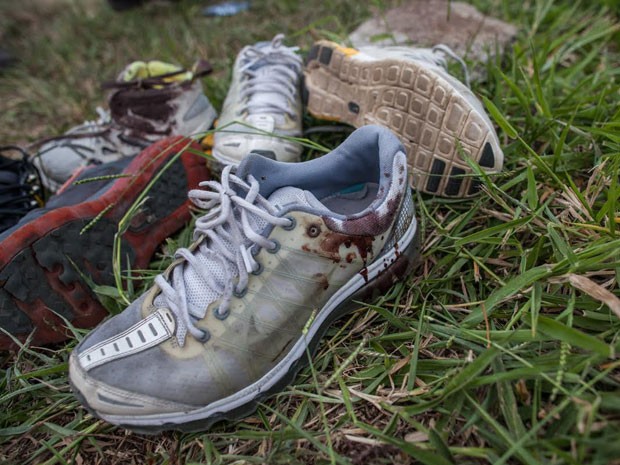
left=237, top=34, right=302, bottom=118
left=0, top=146, right=43, bottom=231
left=65, top=107, right=117, bottom=155
left=401, top=44, right=471, bottom=88
left=154, top=164, right=293, bottom=346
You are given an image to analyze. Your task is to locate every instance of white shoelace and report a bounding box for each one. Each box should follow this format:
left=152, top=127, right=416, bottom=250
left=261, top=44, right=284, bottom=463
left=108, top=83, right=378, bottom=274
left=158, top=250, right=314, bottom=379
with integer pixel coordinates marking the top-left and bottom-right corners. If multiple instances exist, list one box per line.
left=154, top=165, right=292, bottom=346
left=237, top=34, right=302, bottom=118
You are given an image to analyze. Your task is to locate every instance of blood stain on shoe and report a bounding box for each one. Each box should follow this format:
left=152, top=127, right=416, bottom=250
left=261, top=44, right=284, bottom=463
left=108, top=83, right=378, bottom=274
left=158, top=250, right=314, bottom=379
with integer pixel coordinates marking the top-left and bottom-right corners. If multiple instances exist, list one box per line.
left=110, top=89, right=178, bottom=135
left=320, top=231, right=374, bottom=263
left=324, top=194, right=402, bottom=236
left=313, top=273, right=329, bottom=290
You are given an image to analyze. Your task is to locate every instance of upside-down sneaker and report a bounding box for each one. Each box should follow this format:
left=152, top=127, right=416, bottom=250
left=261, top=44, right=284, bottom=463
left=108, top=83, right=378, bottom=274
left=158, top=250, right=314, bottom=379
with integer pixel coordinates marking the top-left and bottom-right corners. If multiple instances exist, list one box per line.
left=0, top=136, right=211, bottom=350
left=34, top=60, right=217, bottom=192
left=69, top=125, right=419, bottom=432
left=212, top=34, right=303, bottom=166
left=304, top=41, right=504, bottom=197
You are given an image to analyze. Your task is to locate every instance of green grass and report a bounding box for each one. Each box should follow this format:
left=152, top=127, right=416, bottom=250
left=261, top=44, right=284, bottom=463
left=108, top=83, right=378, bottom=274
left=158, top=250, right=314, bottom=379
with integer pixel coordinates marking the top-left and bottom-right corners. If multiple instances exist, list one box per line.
left=1, top=0, right=620, bottom=464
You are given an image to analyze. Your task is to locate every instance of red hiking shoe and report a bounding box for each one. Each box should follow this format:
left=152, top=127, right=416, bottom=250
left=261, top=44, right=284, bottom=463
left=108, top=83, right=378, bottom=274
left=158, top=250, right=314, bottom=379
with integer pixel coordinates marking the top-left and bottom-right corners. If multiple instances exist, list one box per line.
left=0, top=136, right=209, bottom=349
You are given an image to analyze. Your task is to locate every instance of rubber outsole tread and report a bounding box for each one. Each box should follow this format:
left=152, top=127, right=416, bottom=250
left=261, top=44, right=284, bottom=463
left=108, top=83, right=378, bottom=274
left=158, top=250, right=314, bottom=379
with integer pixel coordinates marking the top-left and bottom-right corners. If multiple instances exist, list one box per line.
left=0, top=138, right=207, bottom=348
left=303, top=41, right=503, bottom=197
left=129, top=159, right=188, bottom=232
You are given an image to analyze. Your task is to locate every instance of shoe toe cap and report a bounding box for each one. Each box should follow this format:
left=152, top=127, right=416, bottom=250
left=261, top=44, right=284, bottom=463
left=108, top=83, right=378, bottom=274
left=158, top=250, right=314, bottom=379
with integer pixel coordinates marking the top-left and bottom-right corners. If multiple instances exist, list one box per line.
left=69, top=294, right=246, bottom=417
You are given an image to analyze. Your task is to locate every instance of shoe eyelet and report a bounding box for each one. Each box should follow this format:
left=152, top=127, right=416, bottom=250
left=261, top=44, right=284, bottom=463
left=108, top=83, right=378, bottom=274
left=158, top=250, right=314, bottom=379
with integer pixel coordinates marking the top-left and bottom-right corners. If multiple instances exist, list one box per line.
left=251, top=262, right=264, bottom=275
left=213, top=306, right=230, bottom=320
left=196, top=329, right=211, bottom=343
left=307, top=224, right=321, bottom=238
left=282, top=216, right=296, bottom=231
left=267, top=240, right=280, bottom=254
left=233, top=287, right=248, bottom=298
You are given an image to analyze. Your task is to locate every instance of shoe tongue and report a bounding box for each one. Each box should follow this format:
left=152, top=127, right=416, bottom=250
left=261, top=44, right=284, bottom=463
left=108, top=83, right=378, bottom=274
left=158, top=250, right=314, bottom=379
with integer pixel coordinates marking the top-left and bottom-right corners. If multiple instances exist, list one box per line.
left=119, top=60, right=185, bottom=82
left=0, top=169, right=19, bottom=185
left=268, top=185, right=323, bottom=212
left=156, top=185, right=325, bottom=319
left=245, top=66, right=288, bottom=124
left=0, top=170, right=21, bottom=207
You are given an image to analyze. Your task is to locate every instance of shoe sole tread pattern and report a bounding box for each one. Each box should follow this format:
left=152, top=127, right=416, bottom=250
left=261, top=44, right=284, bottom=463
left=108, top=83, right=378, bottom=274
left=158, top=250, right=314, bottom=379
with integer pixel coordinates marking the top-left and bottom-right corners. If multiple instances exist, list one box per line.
left=71, top=217, right=421, bottom=434
left=304, top=41, right=502, bottom=197
left=0, top=137, right=209, bottom=349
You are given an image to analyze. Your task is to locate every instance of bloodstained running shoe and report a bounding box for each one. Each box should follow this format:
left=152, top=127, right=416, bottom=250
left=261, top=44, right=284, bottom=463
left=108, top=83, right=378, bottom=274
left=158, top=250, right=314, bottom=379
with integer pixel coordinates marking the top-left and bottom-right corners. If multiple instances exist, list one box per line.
left=33, top=60, right=217, bottom=192
left=0, top=136, right=210, bottom=350
left=69, top=125, right=419, bottom=433
left=304, top=40, right=503, bottom=197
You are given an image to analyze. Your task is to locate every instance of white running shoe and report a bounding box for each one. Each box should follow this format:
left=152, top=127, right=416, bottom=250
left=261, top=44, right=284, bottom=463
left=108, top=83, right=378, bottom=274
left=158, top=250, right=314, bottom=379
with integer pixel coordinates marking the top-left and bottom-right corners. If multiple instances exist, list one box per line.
left=34, top=60, right=217, bottom=192
left=212, top=34, right=303, bottom=165
left=304, top=40, right=504, bottom=197
left=69, top=125, right=419, bottom=433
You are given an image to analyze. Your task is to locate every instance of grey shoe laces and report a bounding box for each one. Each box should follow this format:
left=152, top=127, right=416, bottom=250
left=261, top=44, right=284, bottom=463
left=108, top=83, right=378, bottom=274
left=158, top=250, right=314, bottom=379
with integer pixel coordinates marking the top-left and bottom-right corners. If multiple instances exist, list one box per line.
left=238, top=34, right=302, bottom=119
left=155, top=164, right=292, bottom=346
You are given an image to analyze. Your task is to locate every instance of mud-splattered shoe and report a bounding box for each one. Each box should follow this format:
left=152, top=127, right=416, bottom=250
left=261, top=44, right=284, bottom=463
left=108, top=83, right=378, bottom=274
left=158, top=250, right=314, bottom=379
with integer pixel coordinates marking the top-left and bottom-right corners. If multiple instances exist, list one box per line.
left=69, top=125, right=419, bottom=433
left=0, top=146, right=43, bottom=234
left=212, top=34, right=303, bottom=166
left=34, top=60, right=217, bottom=192
left=304, top=40, right=503, bottom=197
left=0, top=136, right=210, bottom=350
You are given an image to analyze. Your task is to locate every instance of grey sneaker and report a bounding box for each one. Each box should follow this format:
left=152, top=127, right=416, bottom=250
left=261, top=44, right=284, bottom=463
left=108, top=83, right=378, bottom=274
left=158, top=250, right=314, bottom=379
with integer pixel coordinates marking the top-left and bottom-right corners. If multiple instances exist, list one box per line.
left=212, top=34, right=303, bottom=165
left=34, top=60, right=217, bottom=192
left=304, top=40, right=503, bottom=197
left=69, top=125, right=419, bottom=433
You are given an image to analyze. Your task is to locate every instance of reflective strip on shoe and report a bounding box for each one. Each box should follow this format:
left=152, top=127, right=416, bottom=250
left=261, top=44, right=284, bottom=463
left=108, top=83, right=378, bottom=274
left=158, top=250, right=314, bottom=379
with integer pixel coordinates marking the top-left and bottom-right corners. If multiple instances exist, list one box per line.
left=78, top=308, right=175, bottom=371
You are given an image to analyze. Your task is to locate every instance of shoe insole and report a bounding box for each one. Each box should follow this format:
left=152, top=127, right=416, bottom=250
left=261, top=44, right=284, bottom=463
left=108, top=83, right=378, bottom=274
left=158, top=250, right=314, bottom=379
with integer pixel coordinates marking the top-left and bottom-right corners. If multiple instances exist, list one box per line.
left=319, top=182, right=379, bottom=215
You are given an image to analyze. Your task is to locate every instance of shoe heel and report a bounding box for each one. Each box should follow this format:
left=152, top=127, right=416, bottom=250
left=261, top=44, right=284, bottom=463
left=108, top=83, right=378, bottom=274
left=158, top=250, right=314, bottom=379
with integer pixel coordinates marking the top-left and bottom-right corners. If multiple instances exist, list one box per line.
left=357, top=225, right=421, bottom=302
left=320, top=223, right=421, bottom=332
